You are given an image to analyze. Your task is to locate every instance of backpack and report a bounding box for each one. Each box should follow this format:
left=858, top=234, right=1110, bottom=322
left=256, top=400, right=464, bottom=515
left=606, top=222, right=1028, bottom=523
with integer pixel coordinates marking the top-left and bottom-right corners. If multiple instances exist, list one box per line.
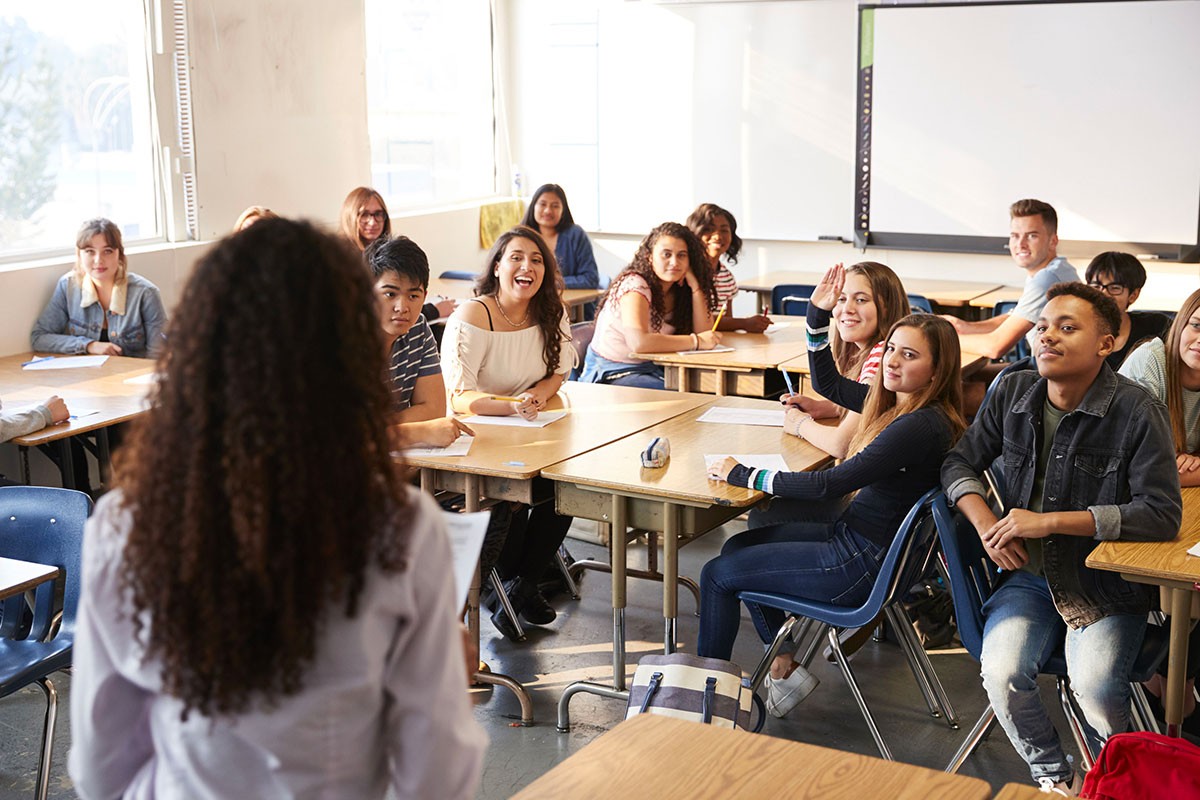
left=625, top=653, right=765, bottom=733
left=1081, top=731, right=1200, bottom=799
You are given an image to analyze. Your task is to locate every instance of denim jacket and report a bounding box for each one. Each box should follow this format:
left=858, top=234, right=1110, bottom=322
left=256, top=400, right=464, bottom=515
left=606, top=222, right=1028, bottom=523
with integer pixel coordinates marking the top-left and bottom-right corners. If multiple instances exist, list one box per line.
left=941, top=365, right=1181, bottom=628
left=31, top=272, right=167, bottom=358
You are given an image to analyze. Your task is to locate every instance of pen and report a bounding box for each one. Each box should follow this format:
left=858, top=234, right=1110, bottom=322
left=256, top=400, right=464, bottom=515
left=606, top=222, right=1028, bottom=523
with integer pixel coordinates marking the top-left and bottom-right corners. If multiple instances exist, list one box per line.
left=780, top=368, right=795, bottom=396
left=710, top=306, right=726, bottom=333
left=21, top=356, right=53, bottom=367
left=488, top=395, right=526, bottom=403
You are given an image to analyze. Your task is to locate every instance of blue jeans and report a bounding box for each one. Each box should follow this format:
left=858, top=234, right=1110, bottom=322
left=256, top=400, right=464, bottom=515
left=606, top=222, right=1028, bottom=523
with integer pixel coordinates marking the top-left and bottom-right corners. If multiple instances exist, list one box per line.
left=697, top=520, right=885, bottom=661
left=747, top=494, right=848, bottom=530
left=980, top=569, right=1145, bottom=782
left=578, top=348, right=665, bottom=389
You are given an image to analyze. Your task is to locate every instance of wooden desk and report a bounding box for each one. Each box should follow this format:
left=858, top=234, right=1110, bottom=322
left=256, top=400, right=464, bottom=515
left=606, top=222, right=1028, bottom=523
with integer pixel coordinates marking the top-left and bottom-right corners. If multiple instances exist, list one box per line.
left=407, top=382, right=712, bottom=724
left=632, top=316, right=808, bottom=397
left=0, top=353, right=155, bottom=487
left=1087, top=485, right=1200, bottom=737
left=968, top=285, right=1023, bottom=310
left=543, top=395, right=830, bottom=729
left=427, top=277, right=601, bottom=322
left=738, top=270, right=1003, bottom=312
left=512, top=714, right=991, bottom=800
left=0, top=557, right=59, bottom=602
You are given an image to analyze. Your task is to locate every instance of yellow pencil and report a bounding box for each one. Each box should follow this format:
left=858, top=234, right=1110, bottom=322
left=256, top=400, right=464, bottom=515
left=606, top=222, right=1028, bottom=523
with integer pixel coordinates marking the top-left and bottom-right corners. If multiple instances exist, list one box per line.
left=488, top=395, right=525, bottom=403
left=710, top=306, right=726, bottom=333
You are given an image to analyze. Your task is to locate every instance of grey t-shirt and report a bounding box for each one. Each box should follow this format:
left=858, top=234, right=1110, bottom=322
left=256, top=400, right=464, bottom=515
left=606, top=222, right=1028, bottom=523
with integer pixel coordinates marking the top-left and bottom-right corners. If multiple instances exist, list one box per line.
left=1012, top=257, right=1079, bottom=350
left=1023, top=398, right=1068, bottom=577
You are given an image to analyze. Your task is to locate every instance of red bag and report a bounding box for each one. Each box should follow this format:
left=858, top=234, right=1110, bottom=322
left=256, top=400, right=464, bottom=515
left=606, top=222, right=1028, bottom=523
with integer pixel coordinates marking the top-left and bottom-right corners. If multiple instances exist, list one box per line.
left=1081, top=731, right=1200, bottom=799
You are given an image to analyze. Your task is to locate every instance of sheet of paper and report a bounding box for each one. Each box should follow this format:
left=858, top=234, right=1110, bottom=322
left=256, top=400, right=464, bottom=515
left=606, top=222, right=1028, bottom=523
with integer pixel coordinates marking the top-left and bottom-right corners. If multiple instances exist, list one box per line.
left=123, top=373, right=159, bottom=385
left=1187, top=541, right=1200, bottom=558
left=705, top=453, right=791, bottom=473
left=764, top=321, right=792, bottom=335
left=22, top=355, right=109, bottom=371
left=68, top=409, right=100, bottom=420
left=440, top=510, right=491, bottom=609
left=403, top=434, right=474, bottom=458
left=697, top=406, right=786, bottom=427
left=675, top=345, right=736, bottom=355
left=461, top=410, right=566, bottom=428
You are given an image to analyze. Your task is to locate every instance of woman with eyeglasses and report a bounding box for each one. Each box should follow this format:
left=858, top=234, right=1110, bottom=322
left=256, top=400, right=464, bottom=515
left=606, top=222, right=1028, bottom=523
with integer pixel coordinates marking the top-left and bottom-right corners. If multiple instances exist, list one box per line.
left=340, top=186, right=392, bottom=251
left=1085, top=251, right=1171, bottom=369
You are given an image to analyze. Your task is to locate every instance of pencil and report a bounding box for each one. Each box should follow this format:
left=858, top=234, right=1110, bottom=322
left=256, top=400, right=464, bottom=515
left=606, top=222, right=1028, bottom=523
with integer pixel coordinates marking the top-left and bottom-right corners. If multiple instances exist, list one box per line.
left=488, top=395, right=525, bottom=403
left=710, top=306, right=726, bottom=332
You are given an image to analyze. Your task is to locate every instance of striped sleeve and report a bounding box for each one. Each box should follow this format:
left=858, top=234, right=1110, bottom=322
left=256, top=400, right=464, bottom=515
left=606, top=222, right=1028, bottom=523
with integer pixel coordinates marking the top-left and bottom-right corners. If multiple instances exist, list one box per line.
left=713, top=264, right=739, bottom=309
left=858, top=340, right=885, bottom=383
left=805, top=305, right=832, bottom=351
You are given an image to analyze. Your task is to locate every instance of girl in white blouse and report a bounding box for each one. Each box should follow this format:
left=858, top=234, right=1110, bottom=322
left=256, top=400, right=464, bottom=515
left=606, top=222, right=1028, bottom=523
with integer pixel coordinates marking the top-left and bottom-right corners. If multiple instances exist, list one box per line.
left=440, top=226, right=576, bottom=639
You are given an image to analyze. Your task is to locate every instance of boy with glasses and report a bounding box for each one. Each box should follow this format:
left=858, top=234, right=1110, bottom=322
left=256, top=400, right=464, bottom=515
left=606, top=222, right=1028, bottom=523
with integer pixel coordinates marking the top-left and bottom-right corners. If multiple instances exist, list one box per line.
left=1084, top=251, right=1171, bottom=369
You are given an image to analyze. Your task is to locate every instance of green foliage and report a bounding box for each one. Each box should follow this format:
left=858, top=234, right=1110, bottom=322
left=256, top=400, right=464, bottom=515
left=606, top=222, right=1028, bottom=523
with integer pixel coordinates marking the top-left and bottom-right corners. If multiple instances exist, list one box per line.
left=0, top=23, right=60, bottom=227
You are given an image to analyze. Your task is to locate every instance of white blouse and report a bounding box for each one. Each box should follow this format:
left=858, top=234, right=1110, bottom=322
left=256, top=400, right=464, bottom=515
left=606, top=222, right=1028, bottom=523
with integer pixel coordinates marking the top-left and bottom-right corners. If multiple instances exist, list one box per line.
left=441, top=311, right=575, bottom=397
left=69, top=488, right=485, bottom=800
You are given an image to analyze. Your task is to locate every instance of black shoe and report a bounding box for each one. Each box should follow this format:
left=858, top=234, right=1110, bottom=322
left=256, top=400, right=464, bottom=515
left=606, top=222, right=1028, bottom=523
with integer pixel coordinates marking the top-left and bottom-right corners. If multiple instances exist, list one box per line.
left=519, top=585, right=556, bottom=626
left=481, top=582, right=499, bottom=614
left=490, top=606, right=525, bottom=641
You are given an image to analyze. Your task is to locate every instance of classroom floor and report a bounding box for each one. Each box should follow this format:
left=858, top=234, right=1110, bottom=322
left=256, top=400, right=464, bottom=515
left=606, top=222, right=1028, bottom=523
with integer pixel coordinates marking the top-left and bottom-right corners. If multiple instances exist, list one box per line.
left=0, top=516, right=1122, bottom=799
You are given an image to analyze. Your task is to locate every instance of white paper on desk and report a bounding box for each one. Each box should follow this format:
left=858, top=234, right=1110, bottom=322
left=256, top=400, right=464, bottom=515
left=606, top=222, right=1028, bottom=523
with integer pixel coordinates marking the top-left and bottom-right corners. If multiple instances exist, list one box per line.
left=441, top=510, right=491, bottom=609
left=123, top=373, right=159, bottom=386
left=22, top=355, right=109, bottom=371
left=68, top=408, right=100, bottom=420
left=461, top=410, right=566, bottom=428
left=763, top=321, right=792, bottom=335
left=675, top=345, right=735, bottom=355
left=1188, top=541, right=1200, bottom=558
left=404, top=434, right=474, bottom=458
left=705, top=453, right=790, bottom=473
left=698, top=406, right=786, bottom=427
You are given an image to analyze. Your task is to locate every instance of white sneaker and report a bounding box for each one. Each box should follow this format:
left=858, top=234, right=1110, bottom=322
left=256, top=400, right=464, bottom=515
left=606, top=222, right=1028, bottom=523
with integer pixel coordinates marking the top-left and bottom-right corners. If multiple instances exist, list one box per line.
left=764, top=665, right=819, bottom=718
left=1037, top=772, right=1080, bottom=796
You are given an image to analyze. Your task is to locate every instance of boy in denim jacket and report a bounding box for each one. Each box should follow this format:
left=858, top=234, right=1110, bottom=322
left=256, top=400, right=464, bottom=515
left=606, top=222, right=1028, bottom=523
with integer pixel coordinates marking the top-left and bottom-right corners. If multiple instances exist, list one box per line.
left=941, top=283, right=1181, bottom=794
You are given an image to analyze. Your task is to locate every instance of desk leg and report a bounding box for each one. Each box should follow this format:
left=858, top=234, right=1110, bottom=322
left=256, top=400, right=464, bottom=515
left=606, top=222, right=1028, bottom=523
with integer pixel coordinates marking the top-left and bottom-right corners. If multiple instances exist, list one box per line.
left=97, top=428, right=112, bottom=488
left=58, top=439, right=75, bottom=490
left=714, top=369, right=727, bottom=397
left=1165, top=588, right=1192, bottom=737
left=675, top=366, right=686, bottom=393
left=663, top=502, right=679, bottom=654
left=464, top=473, right=534, bottom=726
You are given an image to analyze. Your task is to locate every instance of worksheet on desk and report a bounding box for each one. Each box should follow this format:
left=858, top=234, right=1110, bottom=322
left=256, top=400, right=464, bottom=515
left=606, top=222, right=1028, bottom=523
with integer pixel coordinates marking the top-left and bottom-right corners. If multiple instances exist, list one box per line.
left=697, top=406, right=786, bottom=427
left=674, top=345, right=735, bottom=355
left=461, top=410, right=566, bottom=428
left=704, top=454, right=790, bottom=473
left=404, top=434, right=474, bottom=457
left=21, top=355, right=109, bottom=370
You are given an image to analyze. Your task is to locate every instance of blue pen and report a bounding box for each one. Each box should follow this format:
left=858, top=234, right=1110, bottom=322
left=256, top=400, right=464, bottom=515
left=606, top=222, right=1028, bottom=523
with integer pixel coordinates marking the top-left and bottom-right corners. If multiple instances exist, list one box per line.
left=21, top=356, right=53, bottom=367
left=780, top=368, right=795, bottom=396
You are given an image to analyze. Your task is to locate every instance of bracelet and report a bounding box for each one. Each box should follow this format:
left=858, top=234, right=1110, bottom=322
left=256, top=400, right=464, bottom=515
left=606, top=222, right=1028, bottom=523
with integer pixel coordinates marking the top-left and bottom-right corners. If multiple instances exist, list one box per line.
left=690, top=332, right=699, bottom=350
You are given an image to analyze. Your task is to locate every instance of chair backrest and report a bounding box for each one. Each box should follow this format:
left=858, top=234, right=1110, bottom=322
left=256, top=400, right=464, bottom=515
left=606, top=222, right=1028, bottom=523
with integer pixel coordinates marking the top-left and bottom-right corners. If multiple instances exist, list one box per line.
left=907, top=293, right=933, bottom=314
left=569, top=321, right=595, bottom=380
left=771, top=284, right=816, bottom=316
left=978, top=355, right=1034, bottom=419
left=867, top=487, right=943, bottom=614
left=930, top=494, right=996, bottom=661
left=993, top=299, right=1030, bottom=360
left=438, top=269, right=475, bottom=281
left=0, top=487, right=92, bottom=642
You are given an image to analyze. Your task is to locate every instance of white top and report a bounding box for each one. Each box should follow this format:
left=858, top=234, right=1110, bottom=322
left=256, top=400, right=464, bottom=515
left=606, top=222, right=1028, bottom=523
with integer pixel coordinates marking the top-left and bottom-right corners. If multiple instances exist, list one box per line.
left=441, top=311, right=574, bottom=396
left=69, top=488, right=485, bottom=800
left=1119, top=336, right=1200, bottom=453
left=591, top=273, right=678, bottom=364
left=0, top=397, right=53, bottom=443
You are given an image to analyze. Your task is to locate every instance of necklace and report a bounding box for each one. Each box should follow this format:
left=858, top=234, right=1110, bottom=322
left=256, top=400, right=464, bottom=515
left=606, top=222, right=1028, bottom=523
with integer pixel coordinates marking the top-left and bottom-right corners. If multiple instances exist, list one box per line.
left=493, top=294, right=530, bottom=328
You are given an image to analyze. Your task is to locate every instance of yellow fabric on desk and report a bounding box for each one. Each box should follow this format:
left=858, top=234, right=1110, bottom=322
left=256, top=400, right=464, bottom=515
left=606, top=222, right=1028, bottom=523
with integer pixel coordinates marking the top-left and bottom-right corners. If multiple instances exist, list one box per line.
left=479, top=199, right=525, bottom=249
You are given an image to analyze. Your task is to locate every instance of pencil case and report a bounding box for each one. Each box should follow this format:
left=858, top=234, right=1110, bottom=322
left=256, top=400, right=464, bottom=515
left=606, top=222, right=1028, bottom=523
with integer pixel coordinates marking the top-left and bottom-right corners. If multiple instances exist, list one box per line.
left=640, top=436, right=670, bottom=468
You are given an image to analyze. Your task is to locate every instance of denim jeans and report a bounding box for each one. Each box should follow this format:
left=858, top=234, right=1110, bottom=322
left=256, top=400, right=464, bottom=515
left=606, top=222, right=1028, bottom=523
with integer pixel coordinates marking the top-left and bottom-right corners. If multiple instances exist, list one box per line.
left=697, top=520, right=884, bottom=661
left=746, top=494, right=848, bottom=530
left=578, top=348, right=665, bottom=389
left=979, top=569, right=1145, bottom=782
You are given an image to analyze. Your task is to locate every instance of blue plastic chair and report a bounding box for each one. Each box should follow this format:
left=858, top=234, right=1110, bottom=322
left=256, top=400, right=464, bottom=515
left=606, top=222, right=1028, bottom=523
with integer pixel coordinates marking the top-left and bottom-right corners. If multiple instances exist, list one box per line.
left=738, top=488, right=957, bottom=759
left=0, top=486, right=92, bottom=800
left=930, top=494, right=1167, bottom=773
left=907, top=293, right=933, bottom=313
left=770, top=284, right=816, bottom=316
left=568, top=321, right=595, bottom=381
left=438, top=269, right=475, bottom=281
left=994, top=300, right=1030, bottom=361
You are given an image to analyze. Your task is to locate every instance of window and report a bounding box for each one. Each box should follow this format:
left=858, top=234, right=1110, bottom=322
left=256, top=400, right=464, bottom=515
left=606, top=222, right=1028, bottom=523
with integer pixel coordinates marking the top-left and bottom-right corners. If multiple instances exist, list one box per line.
left=364, top=0, right=497, bottom=209
left=0, top=2, right=172, bottom=258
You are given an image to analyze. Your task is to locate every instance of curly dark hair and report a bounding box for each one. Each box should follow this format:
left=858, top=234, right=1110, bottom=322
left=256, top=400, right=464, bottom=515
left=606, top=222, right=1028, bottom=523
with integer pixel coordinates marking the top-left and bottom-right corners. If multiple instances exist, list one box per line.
left=597, top=222, right=717, bottom=333
left=113, top=218, right=409, bottom=719
left=685, top=203, right=742, bottom=265
left=1046, top=281, right=1121, bottom=337
left=474, top=226, right=566, bottom=378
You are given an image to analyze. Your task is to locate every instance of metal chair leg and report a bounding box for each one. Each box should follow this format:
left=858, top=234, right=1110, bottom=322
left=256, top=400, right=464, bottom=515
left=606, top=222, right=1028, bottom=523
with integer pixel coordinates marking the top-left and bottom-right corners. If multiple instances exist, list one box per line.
left=1130, top=683, right=1161, bottom=735
left=798, top=621, right=830, bottom=669
left=886, top=604, right=960, bottom=728
left=885, top=606, right=943, bottom=719
left=1057, top=678, right=1096, bottom=771
left=748, top=615, right=803, bottom=694
left=34, top=676, right=58, bottom=800
left=827, top=626, right=893, bottom=760
left=489, top=568, right=525, bottom=640
left=555, top=548, right=581, bottom=600
left=945, top=707, right=996, bottom=773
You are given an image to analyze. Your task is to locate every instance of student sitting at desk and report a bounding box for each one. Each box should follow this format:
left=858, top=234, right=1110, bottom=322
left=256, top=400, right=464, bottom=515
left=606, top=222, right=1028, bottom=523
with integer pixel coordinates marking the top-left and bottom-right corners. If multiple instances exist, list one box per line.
left=1085, top=251, right=1171, bottom=370
left=579, top=222, right=721, bottom=389
left=942, top=283, right=1181, bottom=795
left=0, top=394, right=69, bottom=486
left=440, top=226, right=576, bottom=640
left=686, top=203, right=771, bottom=333
left=365, top=235, right=473, bottom=447
left=941, top=199, right=1079, bottom=413
left=31, top=218, right=168, bottom=358
left=68, top=218, right=484, bottom=800
left=702, top=314, right=965, bottom=718
left=520, top=183, right=600, bottom=290
left=1120, top=286, right=1200, bottom=730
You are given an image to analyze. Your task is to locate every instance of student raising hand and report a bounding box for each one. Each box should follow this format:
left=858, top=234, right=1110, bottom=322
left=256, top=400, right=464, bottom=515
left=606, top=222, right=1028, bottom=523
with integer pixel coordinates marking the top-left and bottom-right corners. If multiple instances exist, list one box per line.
left=808, top=262, right=846, bottom=312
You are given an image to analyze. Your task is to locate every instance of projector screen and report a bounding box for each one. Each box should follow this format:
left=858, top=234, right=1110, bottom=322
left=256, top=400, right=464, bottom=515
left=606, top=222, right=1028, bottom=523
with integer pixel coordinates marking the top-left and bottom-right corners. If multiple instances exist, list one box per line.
left=858, top=0, right=1200, bottom=259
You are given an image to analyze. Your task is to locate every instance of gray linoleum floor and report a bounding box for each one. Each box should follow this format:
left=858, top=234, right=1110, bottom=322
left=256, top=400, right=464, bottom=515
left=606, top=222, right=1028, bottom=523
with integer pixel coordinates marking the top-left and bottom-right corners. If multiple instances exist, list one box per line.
left=2, top=516, right=1084, bottom=799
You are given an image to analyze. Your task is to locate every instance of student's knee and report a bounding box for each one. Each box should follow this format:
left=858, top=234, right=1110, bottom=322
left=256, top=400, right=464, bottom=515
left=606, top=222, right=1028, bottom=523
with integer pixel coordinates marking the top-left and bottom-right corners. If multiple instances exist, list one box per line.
left=1068, top=669, right=1131, bottom=736
left=980, top=640, right=1040, bottom=701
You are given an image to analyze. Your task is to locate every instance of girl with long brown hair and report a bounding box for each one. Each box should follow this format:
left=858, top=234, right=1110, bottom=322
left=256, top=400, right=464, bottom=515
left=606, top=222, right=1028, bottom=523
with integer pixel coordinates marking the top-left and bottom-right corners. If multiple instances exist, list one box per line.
left=340, top=185, right=391, bottom=250
left=439, top=225, right=576, bottom=640
left=69, top=219, right=484, bottom=799
left=700, top=313, right=965, bottom=718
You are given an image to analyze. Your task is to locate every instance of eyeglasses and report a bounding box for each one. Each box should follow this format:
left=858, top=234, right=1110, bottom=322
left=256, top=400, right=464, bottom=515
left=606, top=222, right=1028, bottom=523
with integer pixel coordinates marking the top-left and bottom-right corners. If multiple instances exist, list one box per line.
left=1088, top=281, right=1128, bottom=296
left=359, top=210, right=386, bottom=221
